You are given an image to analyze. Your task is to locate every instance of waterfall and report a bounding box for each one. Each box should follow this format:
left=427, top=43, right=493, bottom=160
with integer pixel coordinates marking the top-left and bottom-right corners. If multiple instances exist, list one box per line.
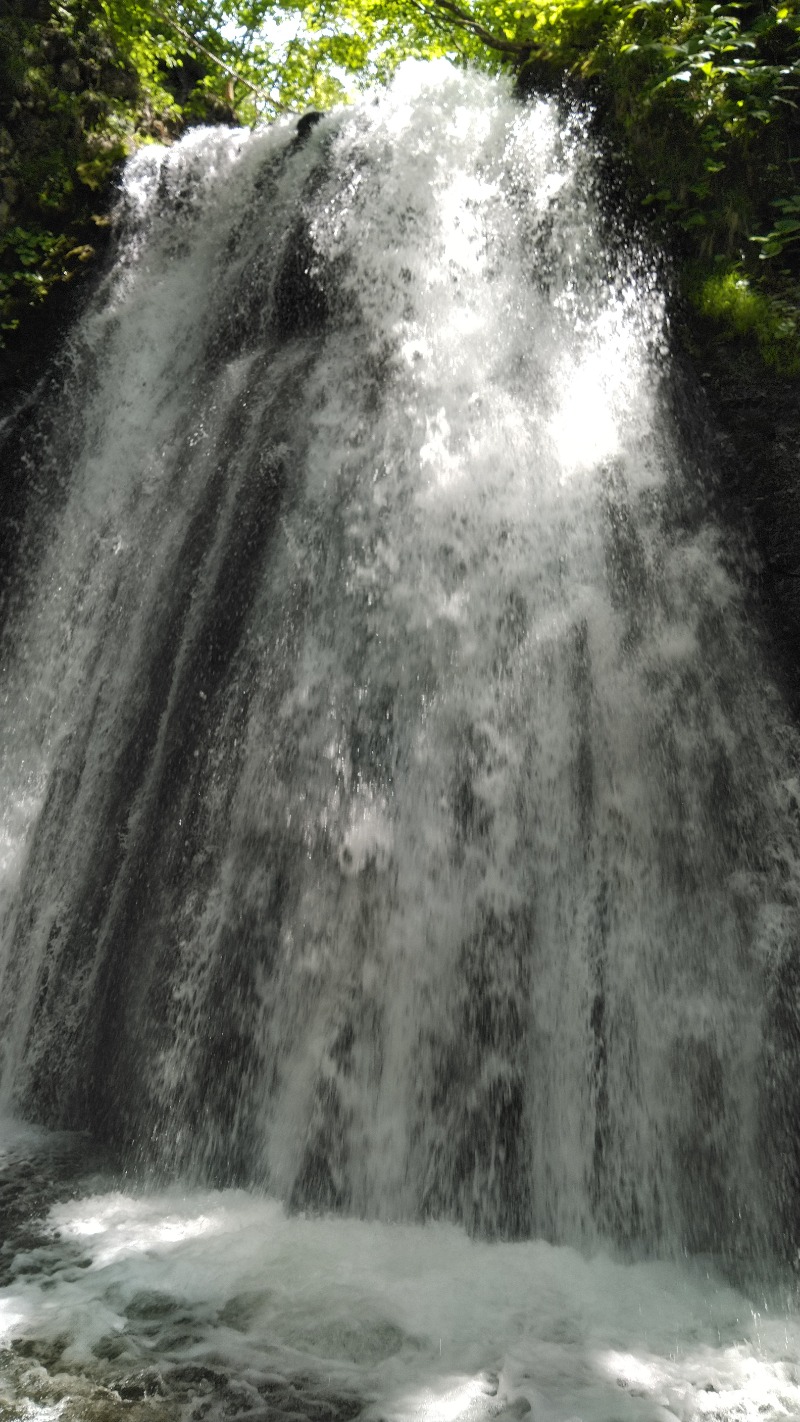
left=3, top=68, right=800, bottom=1415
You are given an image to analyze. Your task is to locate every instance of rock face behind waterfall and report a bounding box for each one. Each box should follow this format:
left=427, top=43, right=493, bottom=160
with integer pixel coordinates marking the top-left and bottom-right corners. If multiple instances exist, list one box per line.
left=1, top=63, right=800, bottom=1266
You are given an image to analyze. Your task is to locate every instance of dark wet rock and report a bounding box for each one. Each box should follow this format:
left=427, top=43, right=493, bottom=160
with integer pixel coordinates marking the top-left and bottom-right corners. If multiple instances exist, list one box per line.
left=217, top=1291, right=268, bottom=1330
left=289, top=1075, right=351, bottom=1213
left=295, top=111, right=325, bottom=146
left=493, top=589, right=528, bottom=675
left=162, top=1365, right=360, bottom=1422
left=504, top=1398, right=532, bottom=1418
left=272, top=219, right=328, bottom=338
left=668, top=1033, right=731, bottom=1255
left=254, top=1376, right=364, bottom=1422
left=452, top=723, right=493, bottom=847
left=671, top=330, right=800, bottom=720
left=0, top=1132, right=117, bottom=1286
left=12, top=1337, right=70, bottom=1370
left=92, top=1335, right=133, bottom=1362
left=124, top=1288, right=183, bottom=1320
left=155, top=1323, right=207, bottom=1350
left=169, top=1363, right=231, bottom=1390
left=424, top=905, right=532, bottom=1239
left=112, top=1366, right=166, bottom=1400
left=219, top=1376, right=264, bottom=1412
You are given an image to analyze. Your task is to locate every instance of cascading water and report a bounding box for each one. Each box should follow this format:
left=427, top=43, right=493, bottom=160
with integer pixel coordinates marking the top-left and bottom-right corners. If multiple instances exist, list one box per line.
left=2, top=61, right=800, bottom=1422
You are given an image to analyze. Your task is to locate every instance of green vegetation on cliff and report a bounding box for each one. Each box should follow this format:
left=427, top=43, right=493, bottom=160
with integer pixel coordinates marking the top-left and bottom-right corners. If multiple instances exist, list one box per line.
left=1, top=0, right=799, bottom=373
left=0, top=0, right=243, bottom=350
left=0, top=0, right=451, bottom=350
left=508, top=0, right=800, bottom=372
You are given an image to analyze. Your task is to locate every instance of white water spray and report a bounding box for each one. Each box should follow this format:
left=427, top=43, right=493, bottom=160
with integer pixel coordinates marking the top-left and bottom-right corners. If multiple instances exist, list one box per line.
left=0, top=63, right=798, bottom=1332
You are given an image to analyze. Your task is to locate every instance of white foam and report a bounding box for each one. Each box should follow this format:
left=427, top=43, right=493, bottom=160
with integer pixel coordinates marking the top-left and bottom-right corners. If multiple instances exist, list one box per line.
left=1, top=1185, right=799, bottom=1422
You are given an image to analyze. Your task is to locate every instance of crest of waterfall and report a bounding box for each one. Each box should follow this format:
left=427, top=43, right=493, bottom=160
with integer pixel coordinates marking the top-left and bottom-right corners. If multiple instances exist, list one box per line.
left=1, top=60, right=799, bottom=1263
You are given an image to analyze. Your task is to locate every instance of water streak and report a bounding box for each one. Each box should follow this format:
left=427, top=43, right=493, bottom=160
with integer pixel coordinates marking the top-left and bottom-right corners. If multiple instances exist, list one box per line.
left=1, top=62, right=800, bottom=1266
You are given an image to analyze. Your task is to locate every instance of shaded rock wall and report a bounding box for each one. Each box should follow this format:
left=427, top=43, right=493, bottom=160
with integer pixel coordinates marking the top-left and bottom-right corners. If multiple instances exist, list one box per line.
left=678, top=317, right=800, bottom=718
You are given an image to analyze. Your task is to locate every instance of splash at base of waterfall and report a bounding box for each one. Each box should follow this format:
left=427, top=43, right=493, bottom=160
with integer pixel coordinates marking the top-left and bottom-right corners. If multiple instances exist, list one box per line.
left=4, top=1121, right=800, bottom=1422
left=1, top=1123, right=799, bottom=1422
